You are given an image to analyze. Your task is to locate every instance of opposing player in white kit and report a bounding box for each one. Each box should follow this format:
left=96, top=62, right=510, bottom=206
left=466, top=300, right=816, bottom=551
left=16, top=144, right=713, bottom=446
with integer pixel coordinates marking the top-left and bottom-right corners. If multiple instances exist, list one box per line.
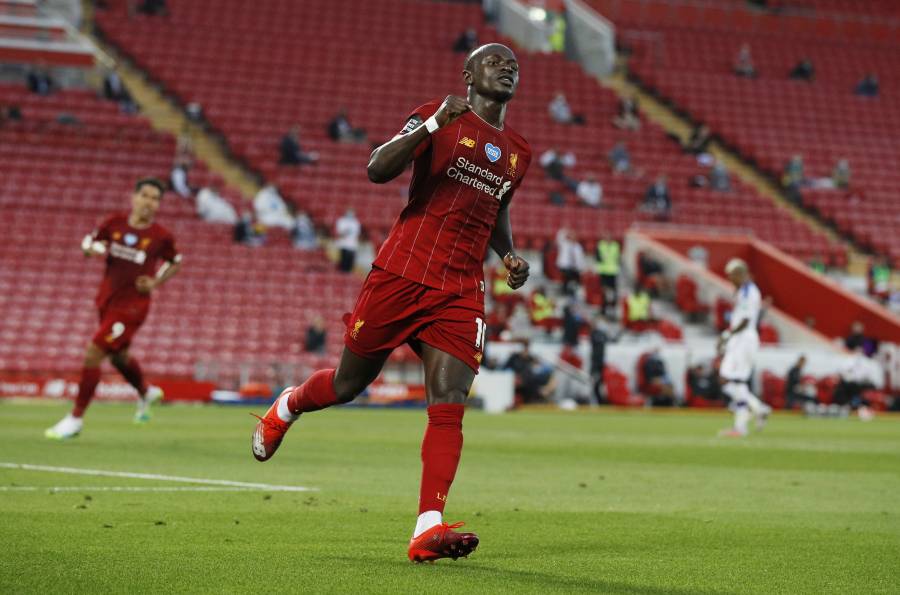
left=718, top=259, right=771, bottom=437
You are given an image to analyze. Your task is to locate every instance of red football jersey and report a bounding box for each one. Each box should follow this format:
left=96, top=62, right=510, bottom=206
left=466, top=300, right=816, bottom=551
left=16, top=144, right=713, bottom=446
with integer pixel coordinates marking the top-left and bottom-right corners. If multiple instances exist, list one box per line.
left=91, top=213, right=180, bottom=311
left=373, top=100, right=532, bottom=304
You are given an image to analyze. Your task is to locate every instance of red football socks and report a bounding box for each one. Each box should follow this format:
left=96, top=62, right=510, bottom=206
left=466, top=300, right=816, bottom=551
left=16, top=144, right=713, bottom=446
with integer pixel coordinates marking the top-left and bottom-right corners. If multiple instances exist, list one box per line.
left=287, top=369, right=339, bottom=414
left=112, top=357, right=147, bottom=397
left=73, top=366, right=102, bottom=418
left=418, top=404, right=465, bottom=514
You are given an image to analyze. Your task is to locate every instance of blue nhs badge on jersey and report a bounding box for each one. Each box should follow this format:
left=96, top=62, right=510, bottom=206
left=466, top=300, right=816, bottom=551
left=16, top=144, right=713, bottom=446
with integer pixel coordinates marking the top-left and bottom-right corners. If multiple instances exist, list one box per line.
left=124, top=233, right=138, bottom=246
left=484, top=143, right=501, bottom=163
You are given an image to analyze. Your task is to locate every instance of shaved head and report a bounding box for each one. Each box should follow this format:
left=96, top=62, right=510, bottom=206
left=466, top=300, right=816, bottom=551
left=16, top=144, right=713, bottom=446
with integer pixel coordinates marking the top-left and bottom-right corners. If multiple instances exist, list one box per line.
left=464, top=43, right=515, bottom=72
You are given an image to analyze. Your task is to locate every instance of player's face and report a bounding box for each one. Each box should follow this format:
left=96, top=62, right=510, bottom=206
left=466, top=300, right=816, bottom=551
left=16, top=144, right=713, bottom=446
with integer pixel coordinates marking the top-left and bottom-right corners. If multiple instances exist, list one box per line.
left=132, top=184, right=162, bottom=221
left=728, top=269, right=745, bottom=287
left=468, top=49, right=519, bottom=102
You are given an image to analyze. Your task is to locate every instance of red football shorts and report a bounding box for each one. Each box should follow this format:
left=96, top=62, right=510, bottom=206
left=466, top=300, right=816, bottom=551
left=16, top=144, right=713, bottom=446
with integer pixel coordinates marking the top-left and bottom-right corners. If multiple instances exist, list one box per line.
left=91, top=302, right=149, bottom=353
left=344, top=267, right=486, bottom=373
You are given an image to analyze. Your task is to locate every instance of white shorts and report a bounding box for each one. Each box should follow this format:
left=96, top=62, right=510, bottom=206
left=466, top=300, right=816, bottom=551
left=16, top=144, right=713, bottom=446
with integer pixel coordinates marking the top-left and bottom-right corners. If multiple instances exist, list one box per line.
left=720, top=332, right=759, bottom=383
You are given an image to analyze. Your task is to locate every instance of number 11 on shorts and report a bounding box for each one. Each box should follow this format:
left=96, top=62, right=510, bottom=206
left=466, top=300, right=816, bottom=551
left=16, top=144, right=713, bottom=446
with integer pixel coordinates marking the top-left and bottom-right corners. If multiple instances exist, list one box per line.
left=474, top=317, right=486, bottom=349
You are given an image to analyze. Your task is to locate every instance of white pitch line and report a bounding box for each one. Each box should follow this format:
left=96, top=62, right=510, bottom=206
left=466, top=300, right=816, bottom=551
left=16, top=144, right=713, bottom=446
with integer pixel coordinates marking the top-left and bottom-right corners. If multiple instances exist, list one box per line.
left=0, top=462, right=316, bottom=492
left=0, top=486, right=268, bottom=492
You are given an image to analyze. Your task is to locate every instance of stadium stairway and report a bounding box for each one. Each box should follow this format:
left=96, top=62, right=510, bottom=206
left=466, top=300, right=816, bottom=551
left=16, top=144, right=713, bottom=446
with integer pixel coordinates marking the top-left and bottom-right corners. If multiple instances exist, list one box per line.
left=83, top=17, right=261, bottom=199
left=602, top=63, right=866, bottom=274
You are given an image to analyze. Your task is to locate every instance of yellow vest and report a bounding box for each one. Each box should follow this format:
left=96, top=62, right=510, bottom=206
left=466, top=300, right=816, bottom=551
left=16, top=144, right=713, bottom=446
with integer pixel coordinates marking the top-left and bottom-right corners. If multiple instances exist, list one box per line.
left=627, top=293, right=650, bottom=322
left=532, top=293, right=554, bottom=321
left=596, top=240, right=620, bottom=276
left=493, top=272, right=514, bottom=296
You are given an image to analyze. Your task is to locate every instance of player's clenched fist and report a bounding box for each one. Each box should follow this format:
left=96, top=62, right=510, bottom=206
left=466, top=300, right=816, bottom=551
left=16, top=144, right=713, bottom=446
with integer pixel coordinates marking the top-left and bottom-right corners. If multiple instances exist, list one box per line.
left=503, top=252, right=530, bottom=290
left=434, top=95, right=471, bottom=127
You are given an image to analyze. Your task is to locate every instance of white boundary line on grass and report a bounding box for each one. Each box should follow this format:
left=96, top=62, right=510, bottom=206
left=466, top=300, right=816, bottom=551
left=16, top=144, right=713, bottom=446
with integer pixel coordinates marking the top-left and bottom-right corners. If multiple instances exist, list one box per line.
left=0, top=462, right=316, bottom=492
left=0, top=486, right=276, bottom=492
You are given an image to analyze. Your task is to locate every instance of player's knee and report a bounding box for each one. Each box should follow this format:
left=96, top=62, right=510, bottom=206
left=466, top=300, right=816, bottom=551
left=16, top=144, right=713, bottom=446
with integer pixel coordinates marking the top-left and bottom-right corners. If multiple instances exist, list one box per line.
left=429, top=386, right=468, bottom=405
left=83, top=343, right=106, bottom=367
left=332, top=374, right=365, bottom=403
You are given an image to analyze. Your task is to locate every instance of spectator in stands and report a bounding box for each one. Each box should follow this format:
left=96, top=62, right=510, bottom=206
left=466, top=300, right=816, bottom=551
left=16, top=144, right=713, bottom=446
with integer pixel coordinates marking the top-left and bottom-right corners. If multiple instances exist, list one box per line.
left=280, top=126, right=319, bottom=166
left=328, top=109, right=367, bottom=144
left=504, top=343, right=556, bottom=404
left=595, top=234, right=620, bottom=317
left=642, top=175, right=672, bottom=220
left=292, top=210, right=318, bottom=250
left=832, top=159, right=851, bottom=190
left=234, top=211, right=265, bottom=247
left=641, top=349, right=676, bottom=406
left=540, top=147, right=577, bottom=185
left=303, top=316, right=327, bottom=354
left=683, top=124, right=712, bottom=161
left=625, top=284, right=655, bottom=329
left=589, top=315, right=622, bottom=398
left=710, top=161, right=731, bottom=192
left=556, top=229, right=585, bottom=296
left=784, top=355, right=818, bottom=410
left=561, top=299, right=586, bottom=347
left=789, top=59, right=815, bottom=82
left=782, top=154, right=806, bottom=191
left=102, top=70, right=137, bottom=113
left=196, top=183, right=238, bottom=225
left=26, top=65, right=55, bottom=96
left=335, top=208, right=361, bottom=273
left=529, top=286, right=557, bottom=332
left=548, top=92, right=585, bottom=125
left=452, top=28, right=478, bottom=53
left=608, top=141, right=633, bottom=175
left=0, top=104, right=22, bottom=127
left=185, top=102, right=204, bottom=123
left=868, top=256, right=891, bottom=303
left=687, top=363, right=721, bottom=401
left=253, top=184, right=295, bottom=230
left=575, top=174, right=602, bottom=208
left=613, top=96, right=640, bottom=131
left=807, top=254, right=826, bottom=274
left=638, top=252, right=666, bottom=296
left=170, top=158, right=193, bottom=198
left=855, top=74, right=880, bottom=97
left=137, top=0, right=168, bottom=15
left=844, top=321, right=876, bottom=357
left=833, top=347, right=876, bottom=419
left=733, top=44, right=757, bottom=79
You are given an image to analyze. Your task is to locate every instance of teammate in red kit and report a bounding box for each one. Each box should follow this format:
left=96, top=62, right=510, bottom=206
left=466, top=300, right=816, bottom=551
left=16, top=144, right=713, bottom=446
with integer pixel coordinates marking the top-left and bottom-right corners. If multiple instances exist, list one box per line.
left=45, top=178, right=182, bottom=440
left=251, top=43, right=531, bottom=562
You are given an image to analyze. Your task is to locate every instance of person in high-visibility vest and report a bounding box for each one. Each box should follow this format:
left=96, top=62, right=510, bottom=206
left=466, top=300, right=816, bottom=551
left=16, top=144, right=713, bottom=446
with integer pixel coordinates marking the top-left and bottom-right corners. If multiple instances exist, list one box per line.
left=595, top=237, right=620, bottom=316
left=869, top=256, right=891, bottom=301
left=626, top=289, right=652, bottom=325
left=530, top=286, right=556, bottom=324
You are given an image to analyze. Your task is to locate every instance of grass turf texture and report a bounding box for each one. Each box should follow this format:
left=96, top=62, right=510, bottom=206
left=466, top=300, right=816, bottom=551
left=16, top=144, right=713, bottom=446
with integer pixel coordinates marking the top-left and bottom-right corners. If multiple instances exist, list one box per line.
left=1, top=401, right=898, bottom=594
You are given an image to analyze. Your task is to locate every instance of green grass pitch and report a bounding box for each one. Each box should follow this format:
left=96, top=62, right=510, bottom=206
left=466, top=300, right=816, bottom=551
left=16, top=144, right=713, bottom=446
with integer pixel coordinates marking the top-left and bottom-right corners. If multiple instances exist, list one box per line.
left=1, top=400, right=898, bottom=594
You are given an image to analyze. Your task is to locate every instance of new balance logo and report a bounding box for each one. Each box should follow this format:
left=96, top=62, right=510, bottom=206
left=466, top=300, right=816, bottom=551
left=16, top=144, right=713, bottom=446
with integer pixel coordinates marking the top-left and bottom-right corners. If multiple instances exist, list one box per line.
left=459, top=137, right=476, bottom=148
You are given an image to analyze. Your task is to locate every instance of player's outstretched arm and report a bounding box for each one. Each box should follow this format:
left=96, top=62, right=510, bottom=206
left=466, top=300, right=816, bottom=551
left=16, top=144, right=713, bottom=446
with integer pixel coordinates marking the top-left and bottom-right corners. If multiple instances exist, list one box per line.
left=367, top=96, right=471, bottom=184
left=80, top=234, right=108, bottom=257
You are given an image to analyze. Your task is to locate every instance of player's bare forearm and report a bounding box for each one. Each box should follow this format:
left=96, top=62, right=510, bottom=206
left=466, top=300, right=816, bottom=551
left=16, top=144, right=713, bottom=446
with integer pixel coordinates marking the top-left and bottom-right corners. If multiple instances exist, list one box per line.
left=729, top=319, right=749, bottom=335
left=491, top=205, right=529, bottom=290
left=489, top=204, right=515, bottom=260
left=155, top=260, right=181, bottom=287
left=368, top=96, right=472, bottom=184
left=367, top=118, right=429, bottom=184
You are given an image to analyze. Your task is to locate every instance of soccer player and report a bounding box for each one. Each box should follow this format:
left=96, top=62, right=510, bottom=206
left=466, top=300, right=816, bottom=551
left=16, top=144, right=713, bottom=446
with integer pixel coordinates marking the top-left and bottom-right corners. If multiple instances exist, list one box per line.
left=251, top=44, right=532, bottom=562
left=718, top=258, right=771, bottom=437
left=45, top=178, right=182, bottom=439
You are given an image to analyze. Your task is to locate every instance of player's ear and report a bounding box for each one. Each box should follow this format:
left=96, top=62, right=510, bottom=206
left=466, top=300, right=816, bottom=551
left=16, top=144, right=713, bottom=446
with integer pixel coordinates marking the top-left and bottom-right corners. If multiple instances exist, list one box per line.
left=462, top=69, right=473, bottom=86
